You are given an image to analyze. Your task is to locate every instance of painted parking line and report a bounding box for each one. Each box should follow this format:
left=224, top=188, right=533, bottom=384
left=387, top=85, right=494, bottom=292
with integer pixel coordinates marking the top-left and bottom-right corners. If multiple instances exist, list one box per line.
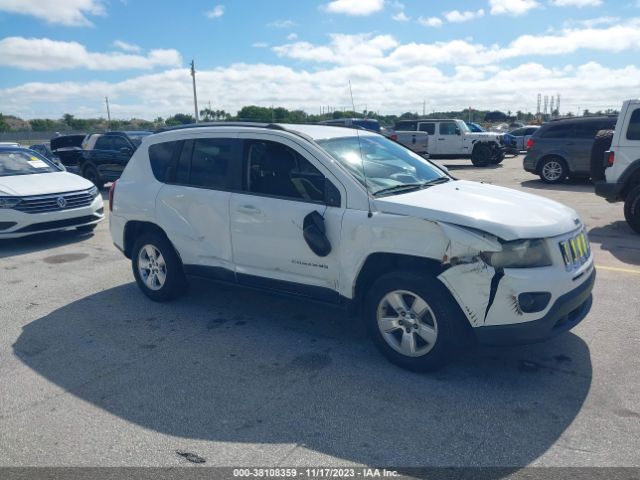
left=596, top=265, right=640, bottom=275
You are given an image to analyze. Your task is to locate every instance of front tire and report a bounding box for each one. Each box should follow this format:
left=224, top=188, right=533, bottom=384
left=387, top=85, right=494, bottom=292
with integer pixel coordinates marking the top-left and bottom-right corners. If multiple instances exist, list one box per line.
left=364, top=271, right=466, bottom=372
left=471, top=144, right=491, bottom=167
left=539, top=156, right=567, bottom=184
left=131, top=232, right=187, bottom=302
left=624, top=185, right=640, bottom=234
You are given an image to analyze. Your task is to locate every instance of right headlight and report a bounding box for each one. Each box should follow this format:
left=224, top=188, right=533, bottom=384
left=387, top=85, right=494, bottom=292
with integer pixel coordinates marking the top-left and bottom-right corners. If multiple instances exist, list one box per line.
left=0, top=196, right=21, bottom=209
left=481, top=238, right=552, bottom=269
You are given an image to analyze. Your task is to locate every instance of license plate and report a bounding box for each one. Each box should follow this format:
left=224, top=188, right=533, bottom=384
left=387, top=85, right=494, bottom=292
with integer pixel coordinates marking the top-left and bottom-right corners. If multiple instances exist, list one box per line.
left=559, top=230, right=591, bottom=271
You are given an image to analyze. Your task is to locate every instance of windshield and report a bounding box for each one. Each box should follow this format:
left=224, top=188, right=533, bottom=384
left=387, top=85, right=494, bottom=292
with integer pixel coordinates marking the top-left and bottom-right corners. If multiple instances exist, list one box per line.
left=0, top=151, right=59, bottom=176
left=458, top=122, right=471, bottom=133
left=317, top=135, right=449, bottom=196
left=126, top=131, right=152, bottom=147
left=467, top=123, right=484, bottom=132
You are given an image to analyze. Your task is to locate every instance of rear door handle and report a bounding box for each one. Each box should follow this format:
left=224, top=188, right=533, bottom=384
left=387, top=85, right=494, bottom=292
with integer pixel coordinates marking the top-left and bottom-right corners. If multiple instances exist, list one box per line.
left=237, top=205, right=261, bottom=214
left=438, top=138, right=445, bottom=141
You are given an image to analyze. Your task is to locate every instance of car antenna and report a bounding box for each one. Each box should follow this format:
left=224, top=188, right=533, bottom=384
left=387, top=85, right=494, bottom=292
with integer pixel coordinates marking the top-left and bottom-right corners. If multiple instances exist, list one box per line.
left=350, top=80, right=373, bottom=218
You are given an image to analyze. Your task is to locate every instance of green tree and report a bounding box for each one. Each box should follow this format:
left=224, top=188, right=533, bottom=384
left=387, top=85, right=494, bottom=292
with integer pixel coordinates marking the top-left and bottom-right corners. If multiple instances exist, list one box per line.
left=0, top=113, right=10, bottom=132
left=165, top=113, right=195, bottom=126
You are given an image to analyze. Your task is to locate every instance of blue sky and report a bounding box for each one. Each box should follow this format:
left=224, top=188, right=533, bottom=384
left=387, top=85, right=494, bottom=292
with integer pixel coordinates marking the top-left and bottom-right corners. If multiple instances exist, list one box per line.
left=0, top=0, right=638, bottom=119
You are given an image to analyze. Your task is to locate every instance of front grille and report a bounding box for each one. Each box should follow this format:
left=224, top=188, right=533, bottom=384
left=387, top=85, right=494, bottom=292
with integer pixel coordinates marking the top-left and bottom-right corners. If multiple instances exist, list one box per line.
left=14, top=189, right=95, bottom=214
left=559, top=229, right=591, bottom=271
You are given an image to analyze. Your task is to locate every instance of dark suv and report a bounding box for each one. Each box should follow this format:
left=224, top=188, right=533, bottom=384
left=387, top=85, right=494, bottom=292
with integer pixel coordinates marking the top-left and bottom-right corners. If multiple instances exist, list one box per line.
left=81, top=131, right=151, bottom=188
left=523, top=116, right=617, bottom=183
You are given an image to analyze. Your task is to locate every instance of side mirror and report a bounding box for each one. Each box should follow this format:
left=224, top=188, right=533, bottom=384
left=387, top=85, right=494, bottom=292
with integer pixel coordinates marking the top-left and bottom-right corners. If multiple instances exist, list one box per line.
left=455, top=128, right=461, bottom=135
left=303, top=211, right=332, bottom=257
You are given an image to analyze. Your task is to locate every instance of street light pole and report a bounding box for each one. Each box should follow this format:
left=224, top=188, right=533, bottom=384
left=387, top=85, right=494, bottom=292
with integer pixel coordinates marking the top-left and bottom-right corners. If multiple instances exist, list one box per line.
left=190, top=60, right=199, bottom=123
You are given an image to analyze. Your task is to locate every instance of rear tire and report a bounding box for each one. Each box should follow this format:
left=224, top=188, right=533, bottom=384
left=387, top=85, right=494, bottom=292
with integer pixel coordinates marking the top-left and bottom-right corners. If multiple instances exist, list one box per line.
left=364, top=270, right=467, bottom=372
left=131, top=232, right=187, bottom=302
left=590, top=129, right=614, bottom=181
left=471, top=144, right=491, bottom=167
left=82, top=164, right=104, bottom=190
left=624, top=185, right=640, bottom=234
left=539, top=156, right=567, bottom=184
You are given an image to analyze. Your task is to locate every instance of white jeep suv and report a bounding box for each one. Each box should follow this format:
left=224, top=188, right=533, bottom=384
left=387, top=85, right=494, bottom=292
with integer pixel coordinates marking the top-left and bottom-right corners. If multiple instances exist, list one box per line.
left=110, top=123, right=595, bottom=371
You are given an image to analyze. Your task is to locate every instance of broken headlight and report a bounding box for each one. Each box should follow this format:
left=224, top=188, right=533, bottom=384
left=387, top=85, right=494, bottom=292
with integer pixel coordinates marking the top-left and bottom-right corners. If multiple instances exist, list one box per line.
left=481, top=239, right=552, bottom=269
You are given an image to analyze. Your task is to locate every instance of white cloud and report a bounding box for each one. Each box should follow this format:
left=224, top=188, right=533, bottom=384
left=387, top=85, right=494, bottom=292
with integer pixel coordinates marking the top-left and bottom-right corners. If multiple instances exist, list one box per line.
left=206, top=4, right=224, bottom=18
left=0, top=37, right=181, bottom=70
left=550, top=0, right=601, bottom=5
left=268, top=19, right=296, bottom=28
left=252, top=42, right=269, bottom=48
left=0, top=0, right=105, bottom=26
left=287, top=33, right=299, bottom=40
left=273, top=19, right=640, bottom=67
left=323, top=0, right=385, bottom=16
left=418, top=16, right=443, bottom=27
left=1, top=61, right=635, bottom=119
left=489, top=0, right=539, bottom=16
left=444, top=9, right=485, bottom=22
left=392, top=11, right=409, bottom=21
left=112, top=40, right=141, bottom=53
left=274, top=33, right=398, bottom=65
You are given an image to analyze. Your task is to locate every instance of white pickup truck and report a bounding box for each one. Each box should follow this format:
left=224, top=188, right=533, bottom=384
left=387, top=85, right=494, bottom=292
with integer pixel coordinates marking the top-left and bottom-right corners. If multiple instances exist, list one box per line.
left=594, top=99, right=640, bottom=233
left=395, top=118, right=504, bottom=166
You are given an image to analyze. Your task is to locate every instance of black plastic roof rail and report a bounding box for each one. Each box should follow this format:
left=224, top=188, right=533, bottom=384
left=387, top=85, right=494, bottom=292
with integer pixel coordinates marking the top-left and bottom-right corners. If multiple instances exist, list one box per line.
left=153, top=122, right=287, bottom=134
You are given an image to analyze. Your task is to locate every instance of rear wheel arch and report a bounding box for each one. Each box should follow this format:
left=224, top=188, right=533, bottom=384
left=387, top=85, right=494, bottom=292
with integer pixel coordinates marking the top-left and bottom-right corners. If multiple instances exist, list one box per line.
left=123, top=221, right=172, bottom=259
left=620, top=162, right=640, bottom=199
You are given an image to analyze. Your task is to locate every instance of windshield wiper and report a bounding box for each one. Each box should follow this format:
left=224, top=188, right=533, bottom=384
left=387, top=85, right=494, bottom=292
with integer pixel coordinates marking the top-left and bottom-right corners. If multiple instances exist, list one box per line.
left=373, top=177, right=452, bottom=197
left=421, top=177, right=452, bottom=186
left=373, top=183, right=426, bottom=197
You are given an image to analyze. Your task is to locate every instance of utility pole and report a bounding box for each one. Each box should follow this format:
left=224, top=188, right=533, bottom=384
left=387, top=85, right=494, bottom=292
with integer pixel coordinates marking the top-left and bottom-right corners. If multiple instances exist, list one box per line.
left=105, top=96, right=111, bottom=129
left=190, top=60, right=199, bottom=123
left=422, top=100, right=426, bottom=116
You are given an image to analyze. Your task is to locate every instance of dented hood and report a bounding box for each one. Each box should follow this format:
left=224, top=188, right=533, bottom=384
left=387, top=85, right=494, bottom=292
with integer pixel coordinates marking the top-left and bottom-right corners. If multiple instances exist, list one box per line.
left=374, top=180, right=580, bottom=241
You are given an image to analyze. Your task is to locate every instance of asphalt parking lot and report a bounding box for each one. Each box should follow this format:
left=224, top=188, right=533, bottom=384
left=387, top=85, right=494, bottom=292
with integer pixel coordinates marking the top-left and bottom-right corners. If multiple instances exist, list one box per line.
left=1, top=155, right=639, bottom=469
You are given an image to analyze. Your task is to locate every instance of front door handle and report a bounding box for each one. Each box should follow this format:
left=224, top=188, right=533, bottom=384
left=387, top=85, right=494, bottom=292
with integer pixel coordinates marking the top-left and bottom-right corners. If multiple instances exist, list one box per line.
left=237, top=205, right=261, bottom=215
left=438, top=138, right=445, bottom=141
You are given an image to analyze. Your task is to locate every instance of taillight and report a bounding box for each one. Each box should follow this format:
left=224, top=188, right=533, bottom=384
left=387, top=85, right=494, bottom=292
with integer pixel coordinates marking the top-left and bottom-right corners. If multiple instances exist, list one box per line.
left=526, top=138, right=534, bottom=150
left=606, top=150, right=615, bottom=167
left=109, top=180, right=117, bottom=211
left=390, top=134, right=398, bottom=141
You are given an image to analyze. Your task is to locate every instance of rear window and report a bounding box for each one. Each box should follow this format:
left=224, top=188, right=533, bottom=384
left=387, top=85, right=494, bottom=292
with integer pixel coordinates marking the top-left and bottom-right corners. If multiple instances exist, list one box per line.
left=573, top=122, right=602, bottom=139
left=627, top=109, right=640, bottom=140
left=395, top=121, right=416, bottom=130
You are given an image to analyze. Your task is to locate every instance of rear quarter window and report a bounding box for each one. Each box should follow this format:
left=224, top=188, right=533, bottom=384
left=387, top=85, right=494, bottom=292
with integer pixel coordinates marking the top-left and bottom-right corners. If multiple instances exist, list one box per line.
left=627, top=109, right=640, bottom=140
left=540, top=123, right=574, bottom=139
left=148, top=141, right=178, bottom=182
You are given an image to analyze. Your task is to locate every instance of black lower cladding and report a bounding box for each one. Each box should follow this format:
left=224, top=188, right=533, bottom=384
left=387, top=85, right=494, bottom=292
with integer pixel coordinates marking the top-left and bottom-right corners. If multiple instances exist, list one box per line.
left=475, top=268, right=596, bottom=346
left=14, top=214, right=103, bottom=233
left=183, top=265, right=341, bottom=304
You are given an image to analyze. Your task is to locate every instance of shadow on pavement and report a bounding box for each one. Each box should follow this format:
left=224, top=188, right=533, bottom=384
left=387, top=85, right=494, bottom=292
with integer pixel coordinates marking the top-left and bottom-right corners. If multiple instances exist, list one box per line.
left=589, top=221, right=640, bottom=266
left=0, top=229, right=93, bottom=259
left=520, top=179, right=592, bottom=193
left=14, top=281, right=592, bottom=468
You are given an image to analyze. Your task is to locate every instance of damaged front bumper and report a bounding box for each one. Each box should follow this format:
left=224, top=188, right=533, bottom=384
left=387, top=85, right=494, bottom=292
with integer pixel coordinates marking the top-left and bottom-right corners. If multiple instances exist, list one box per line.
left=473, top=268, right=595, bottom=345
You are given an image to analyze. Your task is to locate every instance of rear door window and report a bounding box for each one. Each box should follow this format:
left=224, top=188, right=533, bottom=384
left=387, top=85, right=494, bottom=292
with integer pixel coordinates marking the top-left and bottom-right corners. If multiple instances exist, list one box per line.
left=626, top=109, right=640, bottom=140
left=418, top=123, right=435, bottom=134
left=189, top=138, right=241, bottom=190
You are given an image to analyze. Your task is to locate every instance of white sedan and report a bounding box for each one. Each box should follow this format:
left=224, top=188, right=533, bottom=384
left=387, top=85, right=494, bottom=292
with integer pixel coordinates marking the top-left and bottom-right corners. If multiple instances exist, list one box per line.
left=0, top=147, right=104, bottom=239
